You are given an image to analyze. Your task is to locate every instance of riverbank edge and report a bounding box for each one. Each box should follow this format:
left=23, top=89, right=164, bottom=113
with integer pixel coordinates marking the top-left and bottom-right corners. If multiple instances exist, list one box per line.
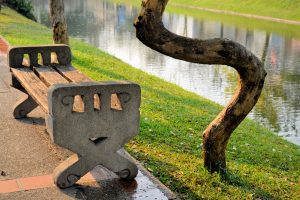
left=111, top=0, right=300, bottom=25
left=1, top=7, right=299, bottom=199
left=170, top=3, right=300, bottom=26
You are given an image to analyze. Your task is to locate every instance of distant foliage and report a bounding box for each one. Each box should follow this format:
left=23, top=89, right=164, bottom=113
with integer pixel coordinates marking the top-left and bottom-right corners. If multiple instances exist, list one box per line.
left=6, top=0, right=36, bottom=21
left=0, top=0, right=3, bottom=12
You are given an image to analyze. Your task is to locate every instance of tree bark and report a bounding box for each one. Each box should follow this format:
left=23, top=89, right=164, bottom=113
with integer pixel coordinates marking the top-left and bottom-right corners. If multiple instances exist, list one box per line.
left=134, top=0, right=267, bottom=173
left=50, top=0, right=69, bottom=45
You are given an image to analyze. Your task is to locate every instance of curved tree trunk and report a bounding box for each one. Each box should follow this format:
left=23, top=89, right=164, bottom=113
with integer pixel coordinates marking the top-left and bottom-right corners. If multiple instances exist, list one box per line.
left=134, top=0, right=267, bottom=173
left=50, top=0, right=69, bottom=45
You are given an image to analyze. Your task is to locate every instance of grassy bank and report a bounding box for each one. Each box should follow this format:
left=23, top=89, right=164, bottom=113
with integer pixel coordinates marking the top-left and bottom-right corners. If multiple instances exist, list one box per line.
left=114, top=0, right=300, bottom=22
left=1, top=8, right=300, bottom=199
left=112, top=0, right=300, bottom=39
left=170, top=0, right=300, bottom=22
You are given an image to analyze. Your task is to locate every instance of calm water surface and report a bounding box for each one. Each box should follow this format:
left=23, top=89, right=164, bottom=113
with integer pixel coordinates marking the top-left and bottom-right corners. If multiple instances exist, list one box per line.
left=32, top=0, right=300, bottom=145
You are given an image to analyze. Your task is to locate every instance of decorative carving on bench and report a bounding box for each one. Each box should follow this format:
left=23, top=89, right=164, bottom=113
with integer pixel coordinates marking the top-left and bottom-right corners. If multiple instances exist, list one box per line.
left=8, top=45, right=141, bottom=188
left=47, top=82, right=141, bottom=188
left=9, top=45, right=71, bottom=68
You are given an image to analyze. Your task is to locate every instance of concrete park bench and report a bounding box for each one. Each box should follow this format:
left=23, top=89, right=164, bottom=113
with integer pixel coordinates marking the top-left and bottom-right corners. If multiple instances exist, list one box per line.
left=8, top=45, right=141, bottom=188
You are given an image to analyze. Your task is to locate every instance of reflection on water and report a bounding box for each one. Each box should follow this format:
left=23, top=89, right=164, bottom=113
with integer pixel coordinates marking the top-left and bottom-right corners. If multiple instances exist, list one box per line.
left=32, top=0, right=300, bottom=145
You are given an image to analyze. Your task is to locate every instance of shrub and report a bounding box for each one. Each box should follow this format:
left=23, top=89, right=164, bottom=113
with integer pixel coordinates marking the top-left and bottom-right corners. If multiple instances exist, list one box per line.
left=6, top=0, right=36, bottom=21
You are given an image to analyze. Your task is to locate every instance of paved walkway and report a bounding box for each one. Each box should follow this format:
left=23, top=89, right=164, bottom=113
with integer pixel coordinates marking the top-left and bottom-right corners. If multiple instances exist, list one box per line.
left=0, top=37, right=177, bottom=200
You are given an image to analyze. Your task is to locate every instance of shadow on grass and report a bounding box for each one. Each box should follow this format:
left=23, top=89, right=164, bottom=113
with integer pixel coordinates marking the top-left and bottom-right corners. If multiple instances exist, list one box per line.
left=130, top=152, right=201, bottom=199
left=72, top=56, right=129, bottom=81
left=0, top=12, right=9, bottom=16
left=131, top=151, right=277, bottom=199
left=220, top=170, right=278, bottom=199
left=135, top=86, right=299, bottom=173
left=138, top=113, right=298, bottom=174
left=142, top=84, right=220, bottom=111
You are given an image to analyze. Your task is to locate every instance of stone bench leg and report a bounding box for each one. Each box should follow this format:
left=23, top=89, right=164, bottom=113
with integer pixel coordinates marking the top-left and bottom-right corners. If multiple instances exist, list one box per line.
left=103, top=151, right=138, bottom=180
left=53, top=151, right=138, bottom=188
left=13, top=95, right=38, bottom=119
left=11, top=76, right=38, bottom=119
left=53, top=154, right=89, bottom=188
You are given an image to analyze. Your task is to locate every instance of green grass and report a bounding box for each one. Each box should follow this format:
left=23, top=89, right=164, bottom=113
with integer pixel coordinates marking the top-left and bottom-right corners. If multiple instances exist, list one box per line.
left=1, top=8, right=300, bottom=199
left=113, top=0, right=300, bottom=22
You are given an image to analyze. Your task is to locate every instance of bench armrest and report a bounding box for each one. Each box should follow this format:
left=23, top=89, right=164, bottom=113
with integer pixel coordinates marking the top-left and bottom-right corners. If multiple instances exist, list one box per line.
left=46, top=81, right=141, bottom=152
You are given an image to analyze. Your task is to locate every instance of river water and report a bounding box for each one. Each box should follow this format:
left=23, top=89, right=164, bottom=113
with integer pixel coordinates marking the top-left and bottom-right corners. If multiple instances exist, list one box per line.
left=32, top=0, right=300, bottom=145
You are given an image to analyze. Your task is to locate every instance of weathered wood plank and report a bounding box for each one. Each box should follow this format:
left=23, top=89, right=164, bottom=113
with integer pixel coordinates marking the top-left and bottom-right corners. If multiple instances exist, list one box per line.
left=111, top=94, right=122, bottom=111
left=54, top=64, right=121, bottom=110
left=35, top=65, right=89, bottom=113
left=11, top=68, right=49, bottom=112
left=34, top=65, right=69, bottom=87
left=34, top=65, right=84, bottom=112
left=52, top=64, right=92, bottom=82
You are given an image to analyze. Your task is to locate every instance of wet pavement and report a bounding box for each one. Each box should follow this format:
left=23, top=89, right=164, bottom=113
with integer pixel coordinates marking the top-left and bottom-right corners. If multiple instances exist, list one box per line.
left=0, top=37, right=177, bottom=200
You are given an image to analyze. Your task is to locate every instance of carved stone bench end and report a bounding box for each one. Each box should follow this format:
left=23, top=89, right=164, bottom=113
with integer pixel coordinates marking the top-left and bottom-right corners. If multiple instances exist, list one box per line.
left=47, top=82, right=141, bottom=188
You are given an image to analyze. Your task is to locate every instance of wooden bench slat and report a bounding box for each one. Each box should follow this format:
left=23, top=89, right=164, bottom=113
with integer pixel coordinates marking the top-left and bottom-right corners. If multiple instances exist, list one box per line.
left=11, top=68, right=49, bottom=112
left=34, top=65, right=69, bottom=87
left=53, top=64, right=121, bottom=110
left=53, top=64, right=92, bottom=82
left=35, top=65, right=85, bottom=112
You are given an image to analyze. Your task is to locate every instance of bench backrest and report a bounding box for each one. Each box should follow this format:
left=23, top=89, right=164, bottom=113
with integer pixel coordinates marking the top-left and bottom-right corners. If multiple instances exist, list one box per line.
left=8, top=44, right=71, bottom=68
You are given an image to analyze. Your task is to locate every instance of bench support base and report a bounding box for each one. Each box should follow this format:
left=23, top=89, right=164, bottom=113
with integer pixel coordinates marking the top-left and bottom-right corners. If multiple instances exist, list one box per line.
left=13, top=95, right=38, bottom=119
left=53, top=151, right=138, bottom=188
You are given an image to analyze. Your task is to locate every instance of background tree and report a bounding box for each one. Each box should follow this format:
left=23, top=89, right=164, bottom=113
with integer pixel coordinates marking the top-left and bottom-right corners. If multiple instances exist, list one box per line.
left=50, top=0, right=69, bottom=44
left=134, top=0, right=267, bottom=173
